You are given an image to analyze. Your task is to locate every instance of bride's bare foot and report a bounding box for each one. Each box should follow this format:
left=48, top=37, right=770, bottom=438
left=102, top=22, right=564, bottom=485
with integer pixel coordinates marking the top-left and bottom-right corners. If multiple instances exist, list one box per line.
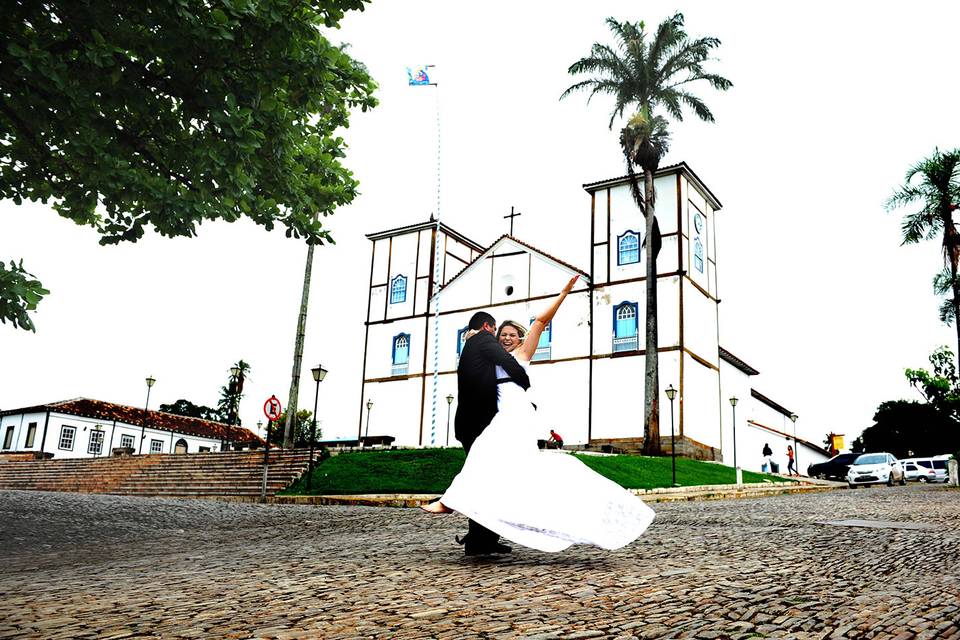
left=419, top=500, right=453, bottom=514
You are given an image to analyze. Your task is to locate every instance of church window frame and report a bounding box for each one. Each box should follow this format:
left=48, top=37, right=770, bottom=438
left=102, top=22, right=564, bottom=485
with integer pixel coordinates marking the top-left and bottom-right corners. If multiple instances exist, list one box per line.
left=149, top=439, right=164, bottom=454
left=390, top=275, right=407, bottom=304
left=612, top=301, right=639, bottom=352
left=617, top=231, right=641, bottom=265
left=25, top=422, right=37, bottom=448
left=456, top=327, right=469, bottom=359
left=120, top=433, right=135, bottom=449
left=3, top=425, right=14, bottom=450
left=530, top=318, right=552, bottom=361
left=59, top=425, right=76, bottom=451
left=392, top=333, right=411, bottom=376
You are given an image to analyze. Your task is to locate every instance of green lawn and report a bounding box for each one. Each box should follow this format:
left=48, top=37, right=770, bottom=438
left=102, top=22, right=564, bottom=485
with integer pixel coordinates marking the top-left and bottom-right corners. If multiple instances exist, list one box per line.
left=281, top=448, right=787, bottom=495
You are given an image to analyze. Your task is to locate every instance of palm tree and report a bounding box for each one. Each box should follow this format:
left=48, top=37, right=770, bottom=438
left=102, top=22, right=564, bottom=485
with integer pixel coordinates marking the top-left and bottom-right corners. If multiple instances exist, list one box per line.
left=283, top=240, right=317, bottom=448
left=887, top=149, right=960, bottom=359
left=562, top=14, right=731, bottom=455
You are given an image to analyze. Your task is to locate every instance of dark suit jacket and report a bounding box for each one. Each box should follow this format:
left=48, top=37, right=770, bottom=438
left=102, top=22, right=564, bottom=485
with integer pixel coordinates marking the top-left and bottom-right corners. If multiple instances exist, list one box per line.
left=454, top=331, right=530, bottom=449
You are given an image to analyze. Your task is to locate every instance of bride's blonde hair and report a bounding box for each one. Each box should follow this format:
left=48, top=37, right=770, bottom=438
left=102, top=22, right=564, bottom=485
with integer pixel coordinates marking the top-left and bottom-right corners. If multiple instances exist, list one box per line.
left=497, top=320, right=528, bottom=341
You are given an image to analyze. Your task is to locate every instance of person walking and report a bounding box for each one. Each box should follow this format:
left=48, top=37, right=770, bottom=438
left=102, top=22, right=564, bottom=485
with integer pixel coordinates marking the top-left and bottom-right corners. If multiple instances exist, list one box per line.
left=786, top=444, right=796, bottom=476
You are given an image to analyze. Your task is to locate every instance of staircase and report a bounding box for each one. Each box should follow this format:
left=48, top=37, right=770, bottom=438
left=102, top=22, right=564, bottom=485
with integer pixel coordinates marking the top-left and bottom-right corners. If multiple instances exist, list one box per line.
left=0, top=449, right=316, bottom=499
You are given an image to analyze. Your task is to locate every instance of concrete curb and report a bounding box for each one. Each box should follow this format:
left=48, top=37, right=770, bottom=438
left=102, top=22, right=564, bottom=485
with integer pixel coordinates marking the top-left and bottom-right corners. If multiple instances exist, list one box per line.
left=270, top=479, right=845, bottom=508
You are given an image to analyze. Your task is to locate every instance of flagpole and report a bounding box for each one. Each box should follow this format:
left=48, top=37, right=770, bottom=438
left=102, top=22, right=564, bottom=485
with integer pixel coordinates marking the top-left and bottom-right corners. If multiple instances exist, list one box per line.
left=429, top=69, right=441, bottom=448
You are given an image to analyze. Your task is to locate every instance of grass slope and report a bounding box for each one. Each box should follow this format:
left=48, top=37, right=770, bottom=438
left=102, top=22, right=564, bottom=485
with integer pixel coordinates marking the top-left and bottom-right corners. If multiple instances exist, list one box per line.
left=282, top=448, right=785, bottom=495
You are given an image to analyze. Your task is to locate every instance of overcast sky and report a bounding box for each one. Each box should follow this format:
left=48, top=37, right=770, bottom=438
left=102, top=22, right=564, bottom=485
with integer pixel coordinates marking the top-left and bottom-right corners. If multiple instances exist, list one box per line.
left=2, top=2, right=958, bottom=447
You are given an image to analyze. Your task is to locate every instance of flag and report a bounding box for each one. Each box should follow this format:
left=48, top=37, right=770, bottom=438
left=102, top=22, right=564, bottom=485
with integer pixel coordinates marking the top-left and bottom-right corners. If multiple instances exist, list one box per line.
left=406, top=66, right=432, bottom=86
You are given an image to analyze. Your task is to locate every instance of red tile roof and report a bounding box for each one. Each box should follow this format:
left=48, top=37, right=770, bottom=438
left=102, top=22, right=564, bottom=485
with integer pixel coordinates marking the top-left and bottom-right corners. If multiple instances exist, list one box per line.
left=0, top=399, right=263, bottom=444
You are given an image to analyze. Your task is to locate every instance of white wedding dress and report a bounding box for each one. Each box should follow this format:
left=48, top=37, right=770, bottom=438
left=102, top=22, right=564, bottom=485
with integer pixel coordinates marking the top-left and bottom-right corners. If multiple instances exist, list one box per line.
left=440, top=360, right=655, bottom=552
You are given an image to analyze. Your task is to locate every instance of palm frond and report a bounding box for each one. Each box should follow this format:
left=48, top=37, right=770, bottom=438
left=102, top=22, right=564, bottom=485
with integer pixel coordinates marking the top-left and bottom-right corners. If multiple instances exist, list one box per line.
left=900, top=211, right=940, bottom=245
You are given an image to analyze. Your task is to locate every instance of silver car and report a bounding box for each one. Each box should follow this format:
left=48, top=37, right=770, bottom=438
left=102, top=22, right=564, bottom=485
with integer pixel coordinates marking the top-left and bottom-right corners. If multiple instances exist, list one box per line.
left=847, top=453, right=906, bottom=487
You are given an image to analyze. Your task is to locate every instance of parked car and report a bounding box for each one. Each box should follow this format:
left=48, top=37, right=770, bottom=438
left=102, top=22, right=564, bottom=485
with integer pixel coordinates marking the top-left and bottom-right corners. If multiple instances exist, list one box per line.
left=902, top=461, right=938, bottom=483
left=846, top=452, right=906, bottom=487
left=807, top=453, right=861, bottom=480
left=901, top=456, right=950, bottom=483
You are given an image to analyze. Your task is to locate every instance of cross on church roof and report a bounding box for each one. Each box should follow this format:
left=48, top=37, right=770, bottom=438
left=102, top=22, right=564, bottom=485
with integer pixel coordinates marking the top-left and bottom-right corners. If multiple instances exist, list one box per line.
left=504, top=206, right=521, bottom=235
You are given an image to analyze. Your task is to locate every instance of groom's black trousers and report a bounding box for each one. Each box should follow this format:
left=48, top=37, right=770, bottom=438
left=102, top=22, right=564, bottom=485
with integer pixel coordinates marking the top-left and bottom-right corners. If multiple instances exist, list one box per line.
left=460, top=435, right=501, bottom=548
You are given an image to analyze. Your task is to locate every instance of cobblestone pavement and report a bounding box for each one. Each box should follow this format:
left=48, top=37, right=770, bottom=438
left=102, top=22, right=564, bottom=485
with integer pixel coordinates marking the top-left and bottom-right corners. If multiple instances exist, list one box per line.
left=0, top=485, right=958, bottom=639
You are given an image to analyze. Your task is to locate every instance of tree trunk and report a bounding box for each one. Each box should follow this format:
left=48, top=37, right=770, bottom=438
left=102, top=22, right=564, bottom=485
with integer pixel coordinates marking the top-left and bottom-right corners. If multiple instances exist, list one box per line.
left=283, top=241, right=316, bottom=448
left=945, top=216, right=960, bottom=365
left=641, top=167, right=661, bottom=455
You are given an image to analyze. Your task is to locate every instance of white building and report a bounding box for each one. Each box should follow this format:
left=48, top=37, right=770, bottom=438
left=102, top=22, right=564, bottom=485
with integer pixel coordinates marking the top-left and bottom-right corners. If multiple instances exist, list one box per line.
left=0, top=398, right=261, bottom=459
left=357, top=162, right=830, bottom=471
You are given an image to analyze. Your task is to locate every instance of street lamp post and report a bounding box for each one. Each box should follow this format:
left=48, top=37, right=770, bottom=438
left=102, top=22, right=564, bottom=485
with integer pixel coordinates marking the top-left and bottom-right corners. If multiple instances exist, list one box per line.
left=445, top=394, right=454, bottom=447
left=789, top=413, right=798, bottom=476
left=365, top=399, right=373, bottom=441
left=729, top=396, right=739, bottom=484
left=665, top=385, right=677, bottom=486
left=139, top=376, right=156, bottom=454
left=307, top=364, right=328, bottom=491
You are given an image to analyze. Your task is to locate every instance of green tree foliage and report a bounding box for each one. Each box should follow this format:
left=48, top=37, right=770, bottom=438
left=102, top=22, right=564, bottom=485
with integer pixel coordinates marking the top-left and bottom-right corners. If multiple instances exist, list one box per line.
left=217, top=359, right=250, bottom=425
left=855, top=346, right=960, bottom=456
left=562, top=14, right=731, bottom=455
left=855, top=401, right=958, bottom=458
left=0, top=260, right=49, bottom=331
left=158, top=398, right=221, bottom=422
left=268, top=409, right=315, bottom=446
left=886, top=149, right=960, bottom=358
left=1, top=0, right=377, bottom=329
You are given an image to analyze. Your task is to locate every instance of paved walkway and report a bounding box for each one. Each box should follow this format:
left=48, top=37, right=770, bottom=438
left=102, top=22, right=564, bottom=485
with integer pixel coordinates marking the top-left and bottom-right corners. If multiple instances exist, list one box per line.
left=0, top=485, right=957, bottom=639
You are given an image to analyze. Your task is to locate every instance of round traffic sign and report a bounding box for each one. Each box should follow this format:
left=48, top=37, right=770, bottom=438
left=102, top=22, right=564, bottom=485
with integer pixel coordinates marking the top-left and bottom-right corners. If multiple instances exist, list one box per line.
left=263, top=395, right=282, bottom=421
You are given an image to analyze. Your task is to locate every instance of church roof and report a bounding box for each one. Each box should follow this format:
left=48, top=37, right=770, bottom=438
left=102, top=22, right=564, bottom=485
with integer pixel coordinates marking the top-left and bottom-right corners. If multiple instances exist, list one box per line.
left=439, top=234, right=590, bottom=292
left=719, top=347, right=760, bottom=376
left=365, top=219, right=484, bottom=252
left=0, top=398, right=263, bottom=444
left=750, top=389, right=794, bottom=418
left=582, top=161, right=722, bottom=211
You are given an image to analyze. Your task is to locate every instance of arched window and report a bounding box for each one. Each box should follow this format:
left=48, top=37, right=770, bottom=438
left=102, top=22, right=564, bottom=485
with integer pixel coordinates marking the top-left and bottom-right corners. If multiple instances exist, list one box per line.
left=530, top=318, right=552, bottom=361
left=617, top=231, right=640, bottom=265
left=613, top=302, right=639, bottom=352
left=174, top=438, right=188, bottom=454
left=392, top=333, right=410, bottom=375
left=390, top=275, right=407, bottom=304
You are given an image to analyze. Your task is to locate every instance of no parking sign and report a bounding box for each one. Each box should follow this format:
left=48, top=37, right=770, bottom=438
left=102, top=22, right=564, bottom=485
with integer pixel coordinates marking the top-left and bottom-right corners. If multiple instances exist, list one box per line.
left=263, top=395, right=282, bottom=422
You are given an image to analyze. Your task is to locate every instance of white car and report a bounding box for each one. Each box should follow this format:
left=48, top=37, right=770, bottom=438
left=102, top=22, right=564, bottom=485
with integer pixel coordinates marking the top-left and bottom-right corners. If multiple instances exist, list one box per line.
left=902, top=461, right=938, bottom=483
left=847, top=452, right=906, bottom=487
left=901, top=456, right=951, bottom=483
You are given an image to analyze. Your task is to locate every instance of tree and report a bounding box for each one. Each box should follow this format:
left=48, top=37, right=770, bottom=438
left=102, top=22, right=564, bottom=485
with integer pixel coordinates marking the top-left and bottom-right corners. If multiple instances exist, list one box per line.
left=269, top=409, right=315, bottom=447
left=562, top=14, right=731, bottom=454
left=158, top=399, right=221, bottom=422
left=886, top=149, right=960, bottom=359
left=856, top=400, right=958, bottom=459
left=283, top=242, right=316, bottom=447
left=1, top=1, right=377, bottom=330
left=905, top=346, right=960, bottom=418
left=0, top=260, right=48, bottom=331
left=217, top=360, right=251, bottom=426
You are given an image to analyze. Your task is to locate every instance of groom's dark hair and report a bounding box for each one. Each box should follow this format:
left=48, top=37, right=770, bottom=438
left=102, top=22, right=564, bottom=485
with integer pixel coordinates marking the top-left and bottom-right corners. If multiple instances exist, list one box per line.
left=468, top=311, right=496, bottom=330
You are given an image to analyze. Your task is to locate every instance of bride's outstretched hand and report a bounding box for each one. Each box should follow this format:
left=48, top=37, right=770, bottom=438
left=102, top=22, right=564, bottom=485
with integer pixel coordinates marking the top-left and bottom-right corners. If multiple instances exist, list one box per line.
left=563, top=275, right=580, bottom=294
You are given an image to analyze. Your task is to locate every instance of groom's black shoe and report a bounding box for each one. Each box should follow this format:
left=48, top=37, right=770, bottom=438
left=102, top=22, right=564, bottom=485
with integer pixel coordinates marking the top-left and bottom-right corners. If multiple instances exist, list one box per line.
left=464, top=540, right=512, bottom=556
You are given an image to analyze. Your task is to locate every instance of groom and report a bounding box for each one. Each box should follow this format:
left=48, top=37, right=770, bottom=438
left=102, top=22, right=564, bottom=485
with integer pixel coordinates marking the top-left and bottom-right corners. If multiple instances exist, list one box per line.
left=454, top=310, right=531, bottom=556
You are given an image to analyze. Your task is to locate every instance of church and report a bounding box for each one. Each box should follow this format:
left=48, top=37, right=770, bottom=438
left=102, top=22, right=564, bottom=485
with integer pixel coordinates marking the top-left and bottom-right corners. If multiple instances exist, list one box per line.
left=355, top=162, right=830, bottom=472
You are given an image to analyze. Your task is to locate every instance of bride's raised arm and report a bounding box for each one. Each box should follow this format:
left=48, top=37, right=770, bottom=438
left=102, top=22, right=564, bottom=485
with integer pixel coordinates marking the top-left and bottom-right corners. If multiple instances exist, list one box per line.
left=516, top=275, right=580, bottom=362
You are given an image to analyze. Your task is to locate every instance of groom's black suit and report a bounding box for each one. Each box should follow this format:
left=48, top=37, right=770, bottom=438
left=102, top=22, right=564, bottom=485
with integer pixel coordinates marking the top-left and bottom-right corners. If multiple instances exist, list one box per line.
left=455, top=330, right=530, bottom=551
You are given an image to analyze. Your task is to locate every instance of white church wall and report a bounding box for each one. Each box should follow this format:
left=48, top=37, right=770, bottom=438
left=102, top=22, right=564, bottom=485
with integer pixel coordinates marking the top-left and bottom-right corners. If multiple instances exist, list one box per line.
left=592, top=245, right=608, bottom=283
left=362, top=377, right=424, bottom=445
left=609, top=186, right=645, bottom=283
left=371, top=238, right=389, bottom=288
left=683, top=283, right=719, bottom=366
left=591, top=355, right=647, bottom=439
left=657, top=235, right=680, bottom=275
left=718, top=360, right=752, bottom=467
left=655, top=175, right=679, bottom=235
left=385, top=233, right=417, bottom=321
left=491, top=252, right=530, bottom=305
left=527, top=359, right=590, bottom=444
left=413, top=278, right=430, bottom=316
left=369, top=285, right=386, bottom=322
left=365, top=318, right=424, bottom=380
left=707, top=204, right=718, bottom=297
left=593, top=189, right=609, bottom=243
left=680, top=358, right=721, bottom=450
left=440, top=256, right=493, bottom=310
left=686, top=198, right=710, bottom=292
left=1, top=411, right=45, bottom=452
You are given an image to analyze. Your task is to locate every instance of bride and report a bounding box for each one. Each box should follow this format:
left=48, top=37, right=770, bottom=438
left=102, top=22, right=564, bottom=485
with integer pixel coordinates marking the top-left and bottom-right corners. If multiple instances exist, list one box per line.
left=422, top=275, right=656, bottom=553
